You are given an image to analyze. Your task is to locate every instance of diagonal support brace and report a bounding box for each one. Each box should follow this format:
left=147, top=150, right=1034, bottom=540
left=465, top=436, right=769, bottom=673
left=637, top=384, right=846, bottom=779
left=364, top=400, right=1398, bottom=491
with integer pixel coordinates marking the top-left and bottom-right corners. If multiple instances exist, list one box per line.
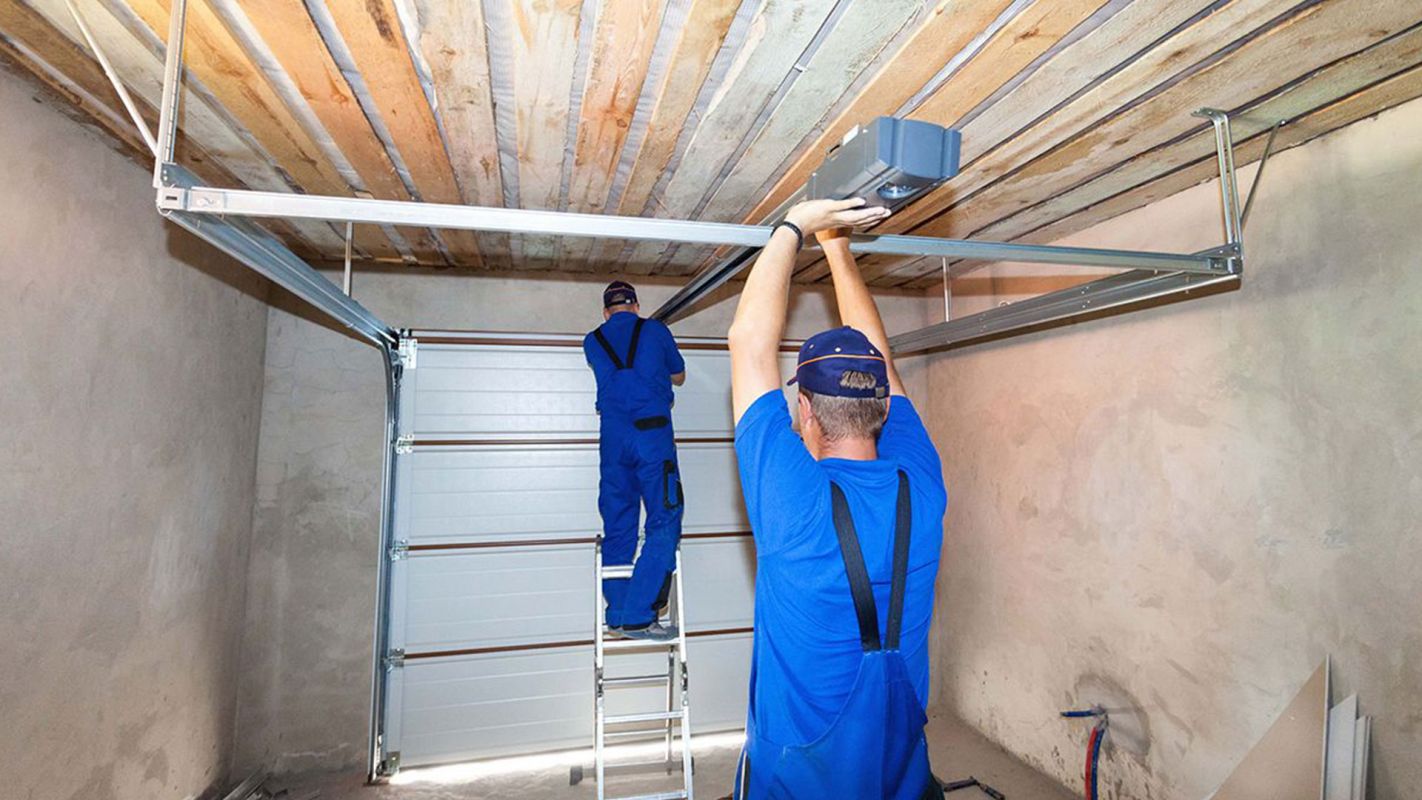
left=63, top=0, right=157, bottom=155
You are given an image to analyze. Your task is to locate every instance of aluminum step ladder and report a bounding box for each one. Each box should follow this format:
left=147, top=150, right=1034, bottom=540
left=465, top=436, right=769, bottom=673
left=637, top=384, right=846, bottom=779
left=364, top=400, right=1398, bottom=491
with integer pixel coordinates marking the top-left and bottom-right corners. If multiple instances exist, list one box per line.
left=570, top=538, right=695, bottom=799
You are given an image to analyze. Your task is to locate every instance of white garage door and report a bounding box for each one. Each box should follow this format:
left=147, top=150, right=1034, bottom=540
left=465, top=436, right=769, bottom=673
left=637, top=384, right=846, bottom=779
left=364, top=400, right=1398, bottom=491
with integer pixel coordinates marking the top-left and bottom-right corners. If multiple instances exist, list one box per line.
left=379, top=329, right=794, bottom=769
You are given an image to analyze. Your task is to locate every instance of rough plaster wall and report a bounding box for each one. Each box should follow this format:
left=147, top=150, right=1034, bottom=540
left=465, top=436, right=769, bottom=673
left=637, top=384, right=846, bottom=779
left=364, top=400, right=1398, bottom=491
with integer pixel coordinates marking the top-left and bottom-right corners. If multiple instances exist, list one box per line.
left=924, top=97, right=1422, bottom=800
left=0, top=71, right=270, bottom=799
left=235, top=270, right=934, bottom=775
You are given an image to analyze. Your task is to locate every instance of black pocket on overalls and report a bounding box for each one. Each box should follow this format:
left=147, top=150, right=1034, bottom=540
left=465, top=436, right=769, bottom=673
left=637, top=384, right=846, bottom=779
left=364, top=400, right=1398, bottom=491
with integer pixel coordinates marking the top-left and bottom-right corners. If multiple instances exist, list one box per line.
left=662, top=460, right=684, bottom=510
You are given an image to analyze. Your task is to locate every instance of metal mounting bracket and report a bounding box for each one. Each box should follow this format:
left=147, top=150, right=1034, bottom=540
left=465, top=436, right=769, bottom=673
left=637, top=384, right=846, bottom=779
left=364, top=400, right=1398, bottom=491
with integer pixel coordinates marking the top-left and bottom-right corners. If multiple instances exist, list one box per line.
left=384, top=649, right=405, bottom=672
left=394, top=434, right=414, bottom=455
left=397, top=337, right=418, bottom=370
left=377, top=750, right=401, bottom=778
left=388, top=540, right=409, bottom=561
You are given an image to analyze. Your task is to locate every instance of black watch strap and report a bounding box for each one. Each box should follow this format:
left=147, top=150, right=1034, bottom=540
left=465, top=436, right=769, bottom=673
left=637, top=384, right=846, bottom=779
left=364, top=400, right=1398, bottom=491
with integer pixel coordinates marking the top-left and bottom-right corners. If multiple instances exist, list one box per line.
left=774, top=220, right=804, bottom=252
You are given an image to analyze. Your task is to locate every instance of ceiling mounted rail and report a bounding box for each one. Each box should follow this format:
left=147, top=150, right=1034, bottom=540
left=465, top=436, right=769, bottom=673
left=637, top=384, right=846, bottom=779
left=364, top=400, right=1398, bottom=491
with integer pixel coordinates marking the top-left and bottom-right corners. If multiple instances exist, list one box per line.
left=888, top=107, right=1250, bottom=354
left=649, top=113, right=1247, bottom=326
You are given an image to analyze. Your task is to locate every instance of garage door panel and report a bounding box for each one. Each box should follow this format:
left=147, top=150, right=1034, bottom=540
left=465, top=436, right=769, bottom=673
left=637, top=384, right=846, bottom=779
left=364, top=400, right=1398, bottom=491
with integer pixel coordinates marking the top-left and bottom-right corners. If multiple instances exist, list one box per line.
left=682, top=538, right=757, bottom=630
left=414, top=345, right=789, bottom=438
left=687, top=635, right=754, bottom=731
left=406, top=444, right=748, bottom=544
left=398, top=548, right=593, bottom=651
left=397, top=650, right=590, bottom=763
left=392, top=634, right=752, bottom=767
left=386, top=335, right=761, bottom=767
left=397, top=539, right=755, bottom=651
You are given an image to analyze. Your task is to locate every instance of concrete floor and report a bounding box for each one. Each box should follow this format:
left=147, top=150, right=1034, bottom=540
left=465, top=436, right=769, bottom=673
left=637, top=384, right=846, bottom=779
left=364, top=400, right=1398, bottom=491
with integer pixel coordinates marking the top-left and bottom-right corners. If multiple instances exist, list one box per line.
left=274, top=713, right=1074, bottom=800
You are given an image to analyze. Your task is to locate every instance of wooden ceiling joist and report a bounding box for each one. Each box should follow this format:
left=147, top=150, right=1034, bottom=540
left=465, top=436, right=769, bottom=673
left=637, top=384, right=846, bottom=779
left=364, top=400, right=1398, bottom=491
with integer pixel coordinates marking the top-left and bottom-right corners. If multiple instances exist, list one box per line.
left=738, top=0, right=1020, bottom=227
left=5, top=0, right=1420, bottom=286
left=322, top=0, right=484, bottom=268
left=914, top=23, right=1422, bottom=287
left=608, top=0, right=738, bottom=276
left=1017, top=59, right=1422, bottom=275
left=868, top=0, right=1422, bottom=286
left=558, top=0, right=668, bottom=270
left=8, top=0, right=337, bottom=254
left=1, top=0, right=154, bottom=153
left=505, top=0, right=582, bottom=266
left=230, top=0, right=442, bottom=265
left=694, top=0, right=922, bottom=224
left=620, top=0, right=838, bottom=272
left=407, top=0, right=508, bottom=270
left=112, top=0, right=394, bottom=259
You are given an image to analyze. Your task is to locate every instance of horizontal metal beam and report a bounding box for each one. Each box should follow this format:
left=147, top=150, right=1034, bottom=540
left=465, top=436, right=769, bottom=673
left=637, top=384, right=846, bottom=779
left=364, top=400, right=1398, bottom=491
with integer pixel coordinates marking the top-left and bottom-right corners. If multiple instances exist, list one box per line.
left=154, top=178, right=1229, bottom=272
left=653, top=236, right=1231, bottom=324
left=159, top=182, right=776, bottom=247
left=158, top=165, right=398, bottom=349
left=889, top=268, right=1240, bottom=354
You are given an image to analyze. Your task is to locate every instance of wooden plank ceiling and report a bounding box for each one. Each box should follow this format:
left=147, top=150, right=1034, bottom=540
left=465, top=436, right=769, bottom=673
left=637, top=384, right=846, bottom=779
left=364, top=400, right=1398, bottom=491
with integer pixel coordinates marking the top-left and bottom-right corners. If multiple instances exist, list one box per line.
left=4, top=0, right=1422, bottom=287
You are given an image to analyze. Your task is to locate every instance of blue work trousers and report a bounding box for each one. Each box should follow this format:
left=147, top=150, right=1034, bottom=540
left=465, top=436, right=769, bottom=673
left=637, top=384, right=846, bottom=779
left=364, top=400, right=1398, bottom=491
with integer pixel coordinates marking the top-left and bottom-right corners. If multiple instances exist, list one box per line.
left=598, top=417, right=684, bottom=628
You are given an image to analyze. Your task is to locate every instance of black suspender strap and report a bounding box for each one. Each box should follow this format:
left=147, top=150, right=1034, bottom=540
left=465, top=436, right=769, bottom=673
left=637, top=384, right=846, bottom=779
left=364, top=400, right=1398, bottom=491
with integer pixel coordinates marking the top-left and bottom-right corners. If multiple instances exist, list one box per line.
left=828, top=471, right=913, bottom=653
left=626, top=317, right=645, bottom=369
left=592, top=317, right=646, bottom=371
left=592, top=329, right=624, bottom=370
left=886, top=470, right=912, bottom=650
left=829, top=482, right=882, bottom=652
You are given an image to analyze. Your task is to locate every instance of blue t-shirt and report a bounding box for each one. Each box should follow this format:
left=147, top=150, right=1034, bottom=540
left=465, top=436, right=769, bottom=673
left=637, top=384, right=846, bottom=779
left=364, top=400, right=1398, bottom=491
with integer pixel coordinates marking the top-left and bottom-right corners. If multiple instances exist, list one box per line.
left=734, top=388, right=946, bottom=747
left=583, top=312, right=685, bottom=419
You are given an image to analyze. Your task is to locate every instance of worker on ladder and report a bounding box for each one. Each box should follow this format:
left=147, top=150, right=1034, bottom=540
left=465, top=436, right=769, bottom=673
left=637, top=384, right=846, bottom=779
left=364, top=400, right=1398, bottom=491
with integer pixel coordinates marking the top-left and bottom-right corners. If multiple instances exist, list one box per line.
left=727, top=199, right=947, bottom=799
left=585, top=281, right=687, bottom=642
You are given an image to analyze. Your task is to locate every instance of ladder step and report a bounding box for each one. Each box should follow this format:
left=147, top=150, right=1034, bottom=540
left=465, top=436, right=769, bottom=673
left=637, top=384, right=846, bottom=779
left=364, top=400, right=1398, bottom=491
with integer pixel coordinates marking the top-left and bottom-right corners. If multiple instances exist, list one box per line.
left=605, top=709, right=685, bottom=725
left=604, top=637, right=680, bottom=651
left=601, top=757, right=687, bottom=773
left=601, top=565, right=635, bottom=579
left=607, top=792, right=687, bottom=800
left=602, top=673, right=671, bottom=687
left=601, top=727, right=678, bottom=740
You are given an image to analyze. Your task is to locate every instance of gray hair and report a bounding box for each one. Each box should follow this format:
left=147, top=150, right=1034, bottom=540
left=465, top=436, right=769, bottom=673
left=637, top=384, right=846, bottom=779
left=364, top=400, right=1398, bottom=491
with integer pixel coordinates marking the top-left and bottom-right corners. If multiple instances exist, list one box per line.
left=802, top=373, right=888, bottom=441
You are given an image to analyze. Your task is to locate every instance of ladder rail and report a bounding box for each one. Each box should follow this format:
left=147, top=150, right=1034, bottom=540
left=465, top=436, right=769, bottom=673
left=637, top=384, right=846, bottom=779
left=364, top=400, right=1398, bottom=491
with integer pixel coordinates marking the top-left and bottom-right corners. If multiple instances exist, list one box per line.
left=595, top=537, right=607, bottom=799
left=675, top=549, right=695, bottom=800
left=589, top=541, right=695, bottom=800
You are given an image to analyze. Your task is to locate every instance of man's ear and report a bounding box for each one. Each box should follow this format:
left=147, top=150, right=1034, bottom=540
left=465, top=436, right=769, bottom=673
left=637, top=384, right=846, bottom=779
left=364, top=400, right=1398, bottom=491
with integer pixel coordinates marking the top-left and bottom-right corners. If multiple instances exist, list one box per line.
left=603, top=308, right=611, bottom=321
left=796, top=391, right=814, bottom=425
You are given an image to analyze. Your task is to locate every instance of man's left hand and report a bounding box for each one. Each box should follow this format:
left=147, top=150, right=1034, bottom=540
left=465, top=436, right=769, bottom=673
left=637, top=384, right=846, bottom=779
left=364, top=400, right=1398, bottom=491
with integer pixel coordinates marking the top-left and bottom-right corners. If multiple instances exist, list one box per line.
left=785, top=198, right=890, bottom=236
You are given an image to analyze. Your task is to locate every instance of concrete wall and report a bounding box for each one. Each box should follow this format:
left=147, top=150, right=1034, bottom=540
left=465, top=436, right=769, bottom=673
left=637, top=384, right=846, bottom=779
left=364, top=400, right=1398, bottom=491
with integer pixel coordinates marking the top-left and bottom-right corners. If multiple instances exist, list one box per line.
left=0, top=71, right=270, bottom=800
left=234, top=269, right=935, bottom=774
left=923, top=97, right=1422, bottom=799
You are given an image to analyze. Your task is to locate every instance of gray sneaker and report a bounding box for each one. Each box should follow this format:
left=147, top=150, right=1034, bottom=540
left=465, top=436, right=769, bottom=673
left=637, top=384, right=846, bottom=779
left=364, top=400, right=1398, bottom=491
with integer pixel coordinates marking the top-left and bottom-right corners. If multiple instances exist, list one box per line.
left=614, top=621, right=679, bottom=642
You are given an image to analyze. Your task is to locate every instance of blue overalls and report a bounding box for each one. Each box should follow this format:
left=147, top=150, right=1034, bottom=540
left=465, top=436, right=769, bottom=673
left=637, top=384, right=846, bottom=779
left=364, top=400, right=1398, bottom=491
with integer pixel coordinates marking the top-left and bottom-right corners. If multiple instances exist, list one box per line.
left=734, top=473, right=938, bottom=800
left=588, top=316, right=685, bottom=629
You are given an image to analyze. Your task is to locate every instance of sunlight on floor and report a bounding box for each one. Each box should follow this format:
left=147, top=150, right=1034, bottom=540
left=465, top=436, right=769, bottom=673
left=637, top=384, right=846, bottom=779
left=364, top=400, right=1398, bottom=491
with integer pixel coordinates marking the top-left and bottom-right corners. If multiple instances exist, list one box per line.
left=389, top=731, right=747, bottom=786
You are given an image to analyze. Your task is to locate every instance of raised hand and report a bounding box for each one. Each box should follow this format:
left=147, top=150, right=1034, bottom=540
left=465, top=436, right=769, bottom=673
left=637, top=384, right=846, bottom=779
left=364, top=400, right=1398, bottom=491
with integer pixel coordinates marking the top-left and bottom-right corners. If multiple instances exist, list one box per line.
left=784, top=198, right=891, bottom=236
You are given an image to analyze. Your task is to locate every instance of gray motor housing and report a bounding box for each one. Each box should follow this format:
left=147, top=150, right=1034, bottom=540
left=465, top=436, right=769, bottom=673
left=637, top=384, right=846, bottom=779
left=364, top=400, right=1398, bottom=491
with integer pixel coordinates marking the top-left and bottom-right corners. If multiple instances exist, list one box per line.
left=806, top=116, right=962, bottom=211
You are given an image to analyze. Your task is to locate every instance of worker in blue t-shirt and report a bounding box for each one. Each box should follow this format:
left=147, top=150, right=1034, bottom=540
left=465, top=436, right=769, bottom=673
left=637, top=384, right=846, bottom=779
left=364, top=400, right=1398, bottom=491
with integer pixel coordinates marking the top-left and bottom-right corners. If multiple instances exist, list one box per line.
left=584, top=281, right=687, bottom=641
left=727, top=199, right=947, bottom=799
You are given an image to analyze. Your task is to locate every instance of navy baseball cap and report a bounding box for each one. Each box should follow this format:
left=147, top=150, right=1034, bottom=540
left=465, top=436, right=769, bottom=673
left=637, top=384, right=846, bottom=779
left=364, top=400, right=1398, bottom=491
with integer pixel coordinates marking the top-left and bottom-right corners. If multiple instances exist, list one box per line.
left=788, top=326, right=889, bottom=398
left=603, top=280, right=638, bottom=308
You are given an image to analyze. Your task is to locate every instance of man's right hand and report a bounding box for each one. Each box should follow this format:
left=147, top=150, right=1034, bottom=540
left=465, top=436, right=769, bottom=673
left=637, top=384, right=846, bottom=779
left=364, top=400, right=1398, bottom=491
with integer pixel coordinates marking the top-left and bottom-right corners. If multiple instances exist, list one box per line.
left=784, top=198, right=890, bottom=236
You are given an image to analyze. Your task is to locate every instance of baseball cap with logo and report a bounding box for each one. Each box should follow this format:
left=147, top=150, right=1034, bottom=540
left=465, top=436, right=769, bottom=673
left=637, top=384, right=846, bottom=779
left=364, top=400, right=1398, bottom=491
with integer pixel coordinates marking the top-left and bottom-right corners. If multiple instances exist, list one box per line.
left=787, top=326, right=889, bottom=399
left=603, top=280, right=639, bottom=308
